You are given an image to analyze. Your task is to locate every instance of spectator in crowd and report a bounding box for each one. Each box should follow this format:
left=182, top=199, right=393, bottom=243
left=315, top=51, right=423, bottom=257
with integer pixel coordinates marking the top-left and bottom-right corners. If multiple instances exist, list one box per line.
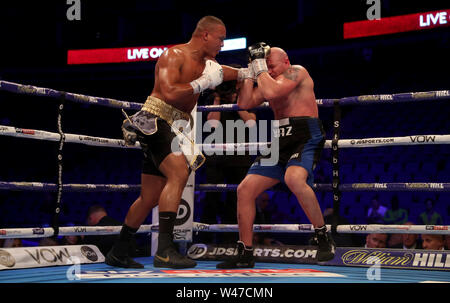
left=389, top=222, right=422, bottom=249
left=445, top=235, right=450, bottom=250
left=384, top=195, right=408, bottom=224
left=62, top=235, right=82, bottom=246
left=418, top=198, right=443, bottom=225
left=2, top=238, right=23, bottom=247
left=384, top=196, right=409, bottom=247
left=421, top=234, right=445, bottom=250
left=39, top=237, right=59, bottom=246
left=200, top=75, right=256, bottom=243
left=61, top=222, right=82, bottom=246
left=366, top=196, right=387, bottom=224
left=364, top=233, right=388, bottom=248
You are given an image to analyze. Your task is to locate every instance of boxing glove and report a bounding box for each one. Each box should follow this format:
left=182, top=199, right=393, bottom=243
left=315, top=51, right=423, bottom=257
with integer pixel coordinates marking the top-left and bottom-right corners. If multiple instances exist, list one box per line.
left=248, top=42, right=270, bottom=77
left=237, top=63, right=256, bottom=82
left=190, top=59, right=224, bottom=94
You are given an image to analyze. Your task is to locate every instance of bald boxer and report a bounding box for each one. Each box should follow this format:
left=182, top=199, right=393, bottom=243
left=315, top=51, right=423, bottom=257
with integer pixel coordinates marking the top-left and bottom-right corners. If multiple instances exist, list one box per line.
left=106, top=16, right=240, bottom=269
left=217, top=44, right=335, bottom=268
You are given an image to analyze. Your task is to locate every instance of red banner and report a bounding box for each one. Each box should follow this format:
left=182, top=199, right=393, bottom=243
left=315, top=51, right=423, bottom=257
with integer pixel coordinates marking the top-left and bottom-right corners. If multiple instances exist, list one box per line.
left=67, top=45, right=174, bottom=65
left=344, top=9, right=450, bottom=39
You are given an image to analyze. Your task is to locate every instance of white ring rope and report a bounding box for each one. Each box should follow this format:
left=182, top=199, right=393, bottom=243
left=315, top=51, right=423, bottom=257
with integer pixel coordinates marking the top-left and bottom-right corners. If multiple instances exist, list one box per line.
left=2, top=181, right=450, bottom=192
left=0, top=223, right=448, bottom=239
left=2, top=125, right=449, bottom=151
left=1, top=80, right=449, bottom=110
left=0, top=125, right=139, bottom=149
left=193, top=223, right=450, bottom=235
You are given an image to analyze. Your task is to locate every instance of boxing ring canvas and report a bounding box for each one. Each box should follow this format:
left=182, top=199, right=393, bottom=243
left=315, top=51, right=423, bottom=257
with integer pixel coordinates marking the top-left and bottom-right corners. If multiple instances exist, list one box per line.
left=1, top=257, right=449, bottom=283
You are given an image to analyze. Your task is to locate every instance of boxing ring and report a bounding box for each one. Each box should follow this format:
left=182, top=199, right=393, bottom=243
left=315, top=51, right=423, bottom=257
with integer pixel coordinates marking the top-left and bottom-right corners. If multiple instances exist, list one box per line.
left=0, top=80, right=449, bottom=284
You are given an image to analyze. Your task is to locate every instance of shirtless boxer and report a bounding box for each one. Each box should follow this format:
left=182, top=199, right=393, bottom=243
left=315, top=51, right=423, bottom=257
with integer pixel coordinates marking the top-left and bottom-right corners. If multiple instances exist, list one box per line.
left=217, top=43, right=335, bottom=268
left=106, top=16, right=241, bottom=269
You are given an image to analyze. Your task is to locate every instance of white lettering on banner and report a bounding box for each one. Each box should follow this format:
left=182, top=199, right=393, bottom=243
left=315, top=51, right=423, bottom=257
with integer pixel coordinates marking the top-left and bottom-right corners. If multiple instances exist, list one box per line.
left=128, top=48, right=148, bottom=60
left=430, top=183, right=444, bottom=189
left=127, top=47, right=168, bottom=60
left=380, top=94, right=393, bottom=100
left=374, top=183, right=387, bottom=188
left=436, top=91, right=450, bottom=97
left=419, top=12, right=448, bottom=27
left=413, top=253, right=450, bottom=268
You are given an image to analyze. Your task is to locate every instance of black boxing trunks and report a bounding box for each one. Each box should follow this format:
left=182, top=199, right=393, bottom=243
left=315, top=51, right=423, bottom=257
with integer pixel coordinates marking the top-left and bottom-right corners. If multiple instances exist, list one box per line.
left=247, top=116, right=325, bottom=188
left=137, top=115, right=179, bottom=177
left=123, top=96, right=205, bottom=177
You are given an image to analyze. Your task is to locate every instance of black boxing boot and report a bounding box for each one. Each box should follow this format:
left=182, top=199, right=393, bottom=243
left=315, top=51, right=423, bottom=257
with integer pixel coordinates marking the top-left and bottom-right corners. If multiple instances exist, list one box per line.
left=105, top=224, right=144, bottom=268
left=314, top=225, right=336, bottom=263
left=216, top=241, right=255, bottom=269
left=153, top=211, right=196, bottom=269
left=153, top=233, right=197, bottom=269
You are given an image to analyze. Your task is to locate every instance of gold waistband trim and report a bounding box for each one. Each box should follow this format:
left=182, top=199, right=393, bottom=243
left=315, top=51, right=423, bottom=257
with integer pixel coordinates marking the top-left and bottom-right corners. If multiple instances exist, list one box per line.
left=142, top=96, right=191, bottom=126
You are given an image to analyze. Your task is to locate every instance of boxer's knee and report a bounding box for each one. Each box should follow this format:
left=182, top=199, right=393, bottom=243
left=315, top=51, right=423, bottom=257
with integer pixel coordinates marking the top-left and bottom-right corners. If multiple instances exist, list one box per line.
left=237, top=181, right=248, bottom=200
left=284, top=167, right=309, bottom=194
left=139, top=194, right=158, bottom=210
left=163, top=164, right=189, bottom=189
left=237, top=179, right=257, bottom=202
left=171, top=167, right=189, bottom=186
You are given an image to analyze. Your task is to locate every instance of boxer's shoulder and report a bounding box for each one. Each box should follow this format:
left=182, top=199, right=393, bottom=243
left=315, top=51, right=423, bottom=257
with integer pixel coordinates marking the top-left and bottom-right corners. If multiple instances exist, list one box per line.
left=159, top=44, right=187, bottom=64
left=282, top=65, right=308, bottom=82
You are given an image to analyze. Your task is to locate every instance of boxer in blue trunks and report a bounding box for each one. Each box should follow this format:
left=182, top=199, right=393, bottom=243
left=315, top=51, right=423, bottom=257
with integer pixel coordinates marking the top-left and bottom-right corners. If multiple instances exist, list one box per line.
left=217, top=44, right=335, bottom=268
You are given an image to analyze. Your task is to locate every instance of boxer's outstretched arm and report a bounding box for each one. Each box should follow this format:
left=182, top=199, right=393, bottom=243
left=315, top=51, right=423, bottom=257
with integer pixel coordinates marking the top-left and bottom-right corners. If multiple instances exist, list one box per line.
left=221, top=65, right=239, bottom=81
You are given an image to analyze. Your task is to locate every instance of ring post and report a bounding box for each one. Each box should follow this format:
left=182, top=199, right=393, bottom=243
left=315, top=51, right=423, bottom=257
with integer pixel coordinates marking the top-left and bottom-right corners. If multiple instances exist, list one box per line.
left=52, top=93, right=66, bottom=238
left=331, top=99, right=341, bottom=234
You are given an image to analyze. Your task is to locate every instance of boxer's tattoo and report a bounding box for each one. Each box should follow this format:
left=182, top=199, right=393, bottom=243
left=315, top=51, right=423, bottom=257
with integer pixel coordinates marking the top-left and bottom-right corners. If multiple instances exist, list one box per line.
left=283, top=67, right=301, bottom=81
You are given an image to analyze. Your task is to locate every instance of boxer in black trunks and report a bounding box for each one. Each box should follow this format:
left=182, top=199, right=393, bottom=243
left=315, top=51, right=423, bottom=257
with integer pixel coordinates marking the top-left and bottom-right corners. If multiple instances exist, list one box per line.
left=105, top=16, right=242, bottom=269
left=217, top=44, right=335, bottom=269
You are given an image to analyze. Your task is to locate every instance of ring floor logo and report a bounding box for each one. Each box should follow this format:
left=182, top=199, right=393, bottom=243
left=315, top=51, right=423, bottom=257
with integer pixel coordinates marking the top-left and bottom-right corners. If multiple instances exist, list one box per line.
left=78, top=268, right=345, bottom=279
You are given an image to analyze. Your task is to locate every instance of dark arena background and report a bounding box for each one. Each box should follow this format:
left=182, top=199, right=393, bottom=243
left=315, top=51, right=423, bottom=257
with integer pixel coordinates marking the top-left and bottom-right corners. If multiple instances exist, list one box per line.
left=0, top=0, right=449, bottom=297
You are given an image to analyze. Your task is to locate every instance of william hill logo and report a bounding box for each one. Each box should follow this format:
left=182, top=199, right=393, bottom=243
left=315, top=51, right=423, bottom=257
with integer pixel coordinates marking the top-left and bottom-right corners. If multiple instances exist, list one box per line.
left=340, top=250, right=450, bottom=270
left=342, top=250, right=412, bottom=266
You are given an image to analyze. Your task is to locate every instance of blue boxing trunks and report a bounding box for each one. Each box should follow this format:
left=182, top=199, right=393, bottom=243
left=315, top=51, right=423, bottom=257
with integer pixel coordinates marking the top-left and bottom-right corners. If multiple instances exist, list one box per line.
left=247, top=116, right=325, bottom=188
